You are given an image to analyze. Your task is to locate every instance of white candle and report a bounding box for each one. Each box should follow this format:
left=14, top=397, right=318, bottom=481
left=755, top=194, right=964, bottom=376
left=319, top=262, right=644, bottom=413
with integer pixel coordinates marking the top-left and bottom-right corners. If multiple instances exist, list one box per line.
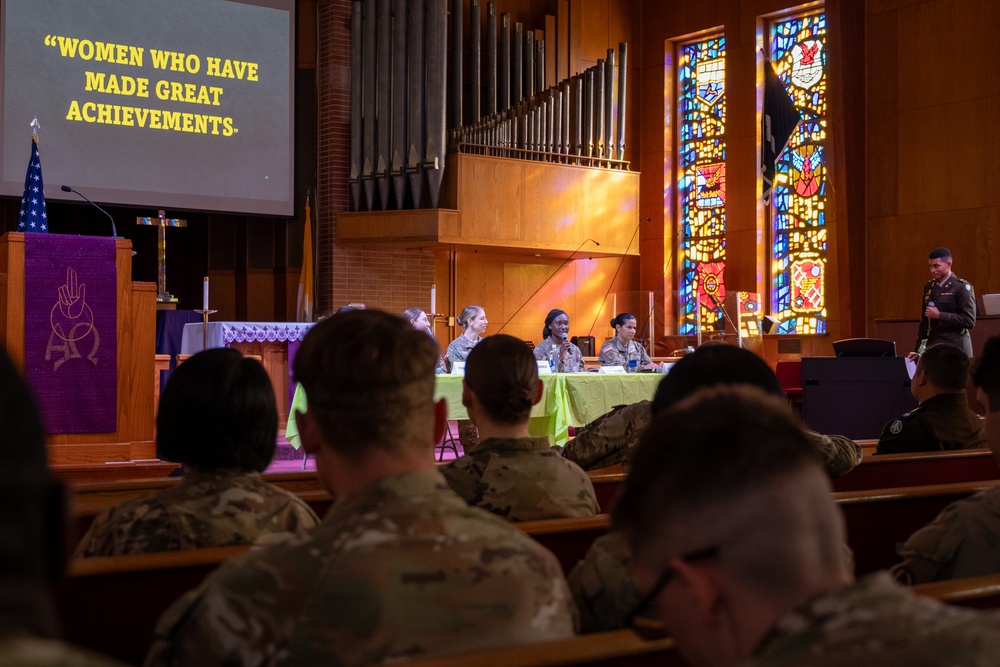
left=430, top=284, right=436, bottom=315
left=203, top=276, right=209, bottom=311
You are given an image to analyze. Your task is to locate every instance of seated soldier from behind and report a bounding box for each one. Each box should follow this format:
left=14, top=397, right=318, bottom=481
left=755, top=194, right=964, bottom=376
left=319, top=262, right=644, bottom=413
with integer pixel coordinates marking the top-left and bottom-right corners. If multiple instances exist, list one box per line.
left=568, top=344, right=862, bottom=633
left=440, top=334, right=599, bottom=521
left=618, top=385, right=1000, bottom=667
left=0, top=347, right=125, bottom=665
left=75, top=348, right=319, bottom=557
left=146, top=310, right=575, bottom=666
left=876, top=343, right=986, bottom=455
left=893, top=336, right=1000, bottom=584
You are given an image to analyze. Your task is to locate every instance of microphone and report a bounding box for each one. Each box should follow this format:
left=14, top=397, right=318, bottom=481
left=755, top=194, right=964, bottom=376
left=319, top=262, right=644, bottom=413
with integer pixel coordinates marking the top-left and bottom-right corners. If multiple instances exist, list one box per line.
left=560, top=332, right=568, bottom=342
left=61, top=185, right=118, bottom=237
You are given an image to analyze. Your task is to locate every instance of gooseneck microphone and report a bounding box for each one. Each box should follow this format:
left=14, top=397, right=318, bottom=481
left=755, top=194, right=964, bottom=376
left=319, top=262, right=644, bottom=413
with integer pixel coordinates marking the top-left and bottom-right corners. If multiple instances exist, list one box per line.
left=61, top=185, right=118, bottom=237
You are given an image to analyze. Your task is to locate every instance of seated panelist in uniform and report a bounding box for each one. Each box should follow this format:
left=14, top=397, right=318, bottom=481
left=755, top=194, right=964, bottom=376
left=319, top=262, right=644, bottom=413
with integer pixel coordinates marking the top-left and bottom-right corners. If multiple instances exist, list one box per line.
left=446, top=304, right=488, bottom=363
left=404, top=307, right=447, bottom=374
left=446, top=305, right=488, bottom=450
left=875, top=343, right=986, bottom=455
left=893, top=336, right=1000, bottom=584
left=75, top=349, right=320, bottom=557
left=599, top=312, right=655, bottom=370
left=146, top=310, right=576, bottom=666
left=533, top=308, right=586, bottom=373
left=908, top=246, right=976, bottom=360
left=441, top=334, right=599, bottom=521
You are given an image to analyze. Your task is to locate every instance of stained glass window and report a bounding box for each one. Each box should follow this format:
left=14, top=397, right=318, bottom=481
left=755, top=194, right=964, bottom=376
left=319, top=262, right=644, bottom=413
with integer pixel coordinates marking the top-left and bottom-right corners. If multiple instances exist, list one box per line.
left=677, top=36, right=726, bottom=335
left=768, top=12, right=827, bottom=334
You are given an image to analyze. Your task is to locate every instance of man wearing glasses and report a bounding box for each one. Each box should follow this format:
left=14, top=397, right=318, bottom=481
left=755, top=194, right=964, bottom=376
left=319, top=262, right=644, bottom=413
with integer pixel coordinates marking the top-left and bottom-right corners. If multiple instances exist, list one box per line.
left=614, top=385, right=1000, bottom=666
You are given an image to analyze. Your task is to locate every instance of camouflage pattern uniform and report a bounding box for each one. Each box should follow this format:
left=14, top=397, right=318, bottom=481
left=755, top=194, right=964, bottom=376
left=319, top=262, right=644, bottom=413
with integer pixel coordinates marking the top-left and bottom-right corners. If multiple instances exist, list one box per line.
left=892, top=486, right=1000, bottom=585
left=145, top=470, right=576, bottom=666
left=598, top=338, right=654, bottom=370
left=875, top=392, right=987, bottom=455
left=446, top=333, right=481, bottom=363
left=440, top=436, right=600, bottom=521
left=74, top=470, right=320, bottom=557
left=0, top=636, right=127, bottom=666
left=747, top=572, right=1000, bottom=666
left=564, top=400, right=861, bottom=476
left=810, top=431, right=864, bottom=478
left=533, top=338, right=586, bottom=373
left=567, top=531, right=641, bottom=633
left=562, top=401, right=652, bottom=472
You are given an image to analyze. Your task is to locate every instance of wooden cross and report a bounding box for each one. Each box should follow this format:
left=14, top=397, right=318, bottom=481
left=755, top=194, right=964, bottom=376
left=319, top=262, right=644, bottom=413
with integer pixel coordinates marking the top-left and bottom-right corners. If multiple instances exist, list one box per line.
left=136, top=210, right=187, bottom=303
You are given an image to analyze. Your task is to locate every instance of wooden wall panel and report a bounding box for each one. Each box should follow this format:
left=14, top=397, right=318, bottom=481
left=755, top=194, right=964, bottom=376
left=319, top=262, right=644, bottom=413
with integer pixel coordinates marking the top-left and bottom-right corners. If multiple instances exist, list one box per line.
left=445, top=250, right=639, bottom=349
left=246, top=270, right=277, bottom=321
left=866, top=0, right=1000, bottom=334
left=451, top=155, right=640, bottom=254
left=208, top=270, right=237, bottom=322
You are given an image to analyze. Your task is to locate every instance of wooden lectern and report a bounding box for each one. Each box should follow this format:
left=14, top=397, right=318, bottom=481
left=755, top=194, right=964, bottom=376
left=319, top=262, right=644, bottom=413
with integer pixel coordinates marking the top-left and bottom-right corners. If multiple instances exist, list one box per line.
left=0, top=232, right=158, bottom=464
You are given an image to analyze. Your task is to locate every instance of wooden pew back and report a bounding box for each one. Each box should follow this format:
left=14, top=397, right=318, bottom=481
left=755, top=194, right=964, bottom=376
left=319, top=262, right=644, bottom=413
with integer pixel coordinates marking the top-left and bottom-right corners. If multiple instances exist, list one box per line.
left=832, top=448, right=999, bottom=493
left=836, top=480, right=993, bottom=575
left=55, top=545, right=251, bottom=665
left=913, top=572, right=1000, bottom=610
left=402, top=630, right=685, bottom=667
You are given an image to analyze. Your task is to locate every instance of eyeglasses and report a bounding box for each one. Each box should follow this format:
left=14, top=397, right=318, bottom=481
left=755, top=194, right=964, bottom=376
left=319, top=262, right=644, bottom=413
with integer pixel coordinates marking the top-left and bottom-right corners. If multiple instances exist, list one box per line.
left=626, top=545, right=719, bottom=631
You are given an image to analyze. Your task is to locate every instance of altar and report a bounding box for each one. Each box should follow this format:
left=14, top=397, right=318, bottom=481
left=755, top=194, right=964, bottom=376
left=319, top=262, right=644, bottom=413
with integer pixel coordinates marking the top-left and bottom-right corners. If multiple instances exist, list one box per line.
left=181, top=321, right=313, bottom=423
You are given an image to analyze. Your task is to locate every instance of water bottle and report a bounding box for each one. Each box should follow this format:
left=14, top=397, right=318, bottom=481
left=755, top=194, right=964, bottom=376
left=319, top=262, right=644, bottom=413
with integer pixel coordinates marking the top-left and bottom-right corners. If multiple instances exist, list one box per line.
left=549, top=346, right=559, bottom=374
left=627, top=345, right=637, bottom=373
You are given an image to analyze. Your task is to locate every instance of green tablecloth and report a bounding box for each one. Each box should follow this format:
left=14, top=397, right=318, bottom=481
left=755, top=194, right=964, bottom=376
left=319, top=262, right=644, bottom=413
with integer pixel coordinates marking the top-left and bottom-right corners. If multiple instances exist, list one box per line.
left=436, top=373, right=663, bottom=447
left=287, top=373, right=664, bottom=449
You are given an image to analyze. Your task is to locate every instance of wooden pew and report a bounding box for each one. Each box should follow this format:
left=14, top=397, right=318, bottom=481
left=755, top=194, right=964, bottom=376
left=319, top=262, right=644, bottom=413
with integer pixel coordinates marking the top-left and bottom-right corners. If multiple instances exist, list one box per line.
left=832, top=448, right=999, bottom=493
left=403, top=630, right=685, bottom=667
left=519, top=515, right=611, bottom=573
left=56, top=545, right=252, bottom=665
left=836, top=480, right=994, bottom=575
left=589, top=471, right=625, bottom=513
left=913, top=572, right=1000, bottom=610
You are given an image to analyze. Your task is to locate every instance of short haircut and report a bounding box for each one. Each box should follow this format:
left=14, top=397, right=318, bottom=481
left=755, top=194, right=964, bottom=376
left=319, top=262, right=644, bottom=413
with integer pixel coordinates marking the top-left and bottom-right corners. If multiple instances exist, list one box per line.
left=610, top=312, right=636, bottom=329
left=458, top=305, right=484, bottom=329
left=651, top=344, right=783, bottom=415
left=613, top=386, right=821, bottom=567
left=973, top=337, right=1000, bottom=411
left=0, top=346, right=51, bottom=600
left=919, top=344, right=969, bottom=391
left=293, top=309, right=439, bottom=459
left=465, top=334, right=538, bottom=424
left=156, top=348, right=277, bottom=472
left=402, top=307, right=424, bottom=324
left=929, top=247, right=952, bottom=261
left=542, top=309, right=567, bottom=340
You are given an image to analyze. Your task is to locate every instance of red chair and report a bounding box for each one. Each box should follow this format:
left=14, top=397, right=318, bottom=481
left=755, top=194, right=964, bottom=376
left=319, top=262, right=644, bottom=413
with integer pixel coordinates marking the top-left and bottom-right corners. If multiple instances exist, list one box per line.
left=775, top=360, right=803, bottom=410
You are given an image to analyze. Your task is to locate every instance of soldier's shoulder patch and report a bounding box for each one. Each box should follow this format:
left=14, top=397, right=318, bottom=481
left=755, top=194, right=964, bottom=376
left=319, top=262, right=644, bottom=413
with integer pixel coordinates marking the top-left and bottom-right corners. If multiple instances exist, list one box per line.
left=890, top=419, right=904, bottom=435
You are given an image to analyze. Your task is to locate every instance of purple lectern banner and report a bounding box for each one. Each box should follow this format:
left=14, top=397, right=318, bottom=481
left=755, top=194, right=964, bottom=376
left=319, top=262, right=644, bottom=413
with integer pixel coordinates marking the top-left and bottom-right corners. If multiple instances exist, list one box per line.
left=24, top=234, right=118, bottom=433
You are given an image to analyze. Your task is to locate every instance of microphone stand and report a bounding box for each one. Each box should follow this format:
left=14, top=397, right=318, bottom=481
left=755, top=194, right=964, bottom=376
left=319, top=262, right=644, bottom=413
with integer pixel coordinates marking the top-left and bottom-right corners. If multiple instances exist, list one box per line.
left=61, top=185, right=118, bottom=237
left=710, top=293, right=743, bottom=349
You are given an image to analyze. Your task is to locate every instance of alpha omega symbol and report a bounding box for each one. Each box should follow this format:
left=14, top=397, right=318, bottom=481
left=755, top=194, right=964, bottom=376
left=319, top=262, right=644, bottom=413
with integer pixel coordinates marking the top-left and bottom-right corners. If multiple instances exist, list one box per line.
left=45, top=267, right=101, bottom=370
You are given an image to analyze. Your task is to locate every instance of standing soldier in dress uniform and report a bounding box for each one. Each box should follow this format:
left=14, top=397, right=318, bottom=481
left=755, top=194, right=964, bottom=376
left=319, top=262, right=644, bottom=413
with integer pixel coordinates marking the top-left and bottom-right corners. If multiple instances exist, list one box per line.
left=908, top=247, right=976, bottom=359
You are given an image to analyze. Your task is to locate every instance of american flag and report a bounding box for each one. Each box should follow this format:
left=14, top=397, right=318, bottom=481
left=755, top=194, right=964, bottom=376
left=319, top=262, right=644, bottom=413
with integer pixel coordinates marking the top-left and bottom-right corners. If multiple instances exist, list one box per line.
left=18, top=136, right=48, bottom=233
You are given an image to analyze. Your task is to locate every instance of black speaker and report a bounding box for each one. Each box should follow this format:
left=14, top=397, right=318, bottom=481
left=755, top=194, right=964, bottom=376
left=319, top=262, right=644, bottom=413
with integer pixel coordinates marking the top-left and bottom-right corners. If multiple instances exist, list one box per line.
left=572, top=335, right=595, bottom=357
